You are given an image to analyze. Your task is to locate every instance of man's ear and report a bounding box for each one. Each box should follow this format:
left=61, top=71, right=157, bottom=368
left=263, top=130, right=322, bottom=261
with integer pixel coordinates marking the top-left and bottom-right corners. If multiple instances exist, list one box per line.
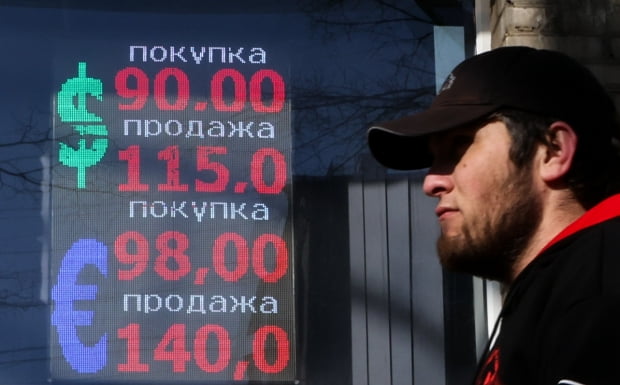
left=539, top=121, right=578, bottom=183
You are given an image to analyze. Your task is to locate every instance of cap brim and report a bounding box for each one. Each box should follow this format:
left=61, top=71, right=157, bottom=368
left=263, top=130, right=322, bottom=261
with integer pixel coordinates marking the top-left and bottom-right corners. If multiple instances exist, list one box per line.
left=368, top=104, right=498, bottom=170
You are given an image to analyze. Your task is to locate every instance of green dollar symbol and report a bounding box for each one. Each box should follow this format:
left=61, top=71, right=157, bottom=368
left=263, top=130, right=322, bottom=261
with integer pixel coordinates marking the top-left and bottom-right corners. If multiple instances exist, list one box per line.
left=57, top=62, right=108, bottom=189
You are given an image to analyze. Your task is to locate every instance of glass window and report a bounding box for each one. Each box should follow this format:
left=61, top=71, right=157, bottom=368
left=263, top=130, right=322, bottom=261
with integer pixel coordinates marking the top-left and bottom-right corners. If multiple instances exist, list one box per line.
left=0, top=1, right=476, bottom=384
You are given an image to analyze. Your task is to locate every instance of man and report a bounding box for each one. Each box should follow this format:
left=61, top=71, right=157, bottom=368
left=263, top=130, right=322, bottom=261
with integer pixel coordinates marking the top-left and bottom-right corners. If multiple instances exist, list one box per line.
left=367, top=46, right=620, bottom=385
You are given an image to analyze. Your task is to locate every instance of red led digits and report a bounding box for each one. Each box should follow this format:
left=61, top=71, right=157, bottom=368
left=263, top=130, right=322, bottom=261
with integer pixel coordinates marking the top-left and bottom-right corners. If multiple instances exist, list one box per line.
left=115, top=67, right=285, bottom=113
left=157, top=146, right=189, bottom=192
left=212, top=232, right=289, bottom=283
left=253, top=325, right=290, bottom=374
left=154, top=231, right=191, bottom=281
left=195, top=146, right=229, bottom=192
left=211, top=69, right=246, bottom=112
left=114, top=231, right=289, bottom=283
left=212, top=232, right=249, bottom=282
left=108, top=62, right=292, bottom=381
left=154, top=68, right=190, bottom=111
left=115, top=231, right=149, bottom=280
left=154, top=324, right=191, bottom=372
left=251, top=147, right=287, bottom=194
left=118, top=145, right=149, bottom=191
left=118, top=146, right=287, bottom=194
left=115, top=231, right=192, bottom=281
left=115, top=67, right=149, bottom=110
left=117, top=324, right=150, bottom=372
left=250, top=69, right=285, bottom=113
left=193, top=324, right=231, bottom=373
left=118, top=323, right=289, bottom=376
left=252, top=233, right=288, bottom=283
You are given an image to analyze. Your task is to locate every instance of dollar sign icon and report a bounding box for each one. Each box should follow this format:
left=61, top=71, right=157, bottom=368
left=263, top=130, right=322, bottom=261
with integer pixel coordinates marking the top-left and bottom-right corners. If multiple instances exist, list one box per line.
left=57, top=62, right=108, bottom=189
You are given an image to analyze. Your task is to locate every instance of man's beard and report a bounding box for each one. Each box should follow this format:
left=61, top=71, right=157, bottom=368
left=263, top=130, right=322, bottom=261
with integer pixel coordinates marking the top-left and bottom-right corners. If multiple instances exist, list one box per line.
left=436, top=172, right=543, bottom=282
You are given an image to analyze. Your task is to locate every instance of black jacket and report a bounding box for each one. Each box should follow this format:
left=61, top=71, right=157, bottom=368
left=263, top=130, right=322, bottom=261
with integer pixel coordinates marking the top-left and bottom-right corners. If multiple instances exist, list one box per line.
left=474, top=194, right=620, bottom=385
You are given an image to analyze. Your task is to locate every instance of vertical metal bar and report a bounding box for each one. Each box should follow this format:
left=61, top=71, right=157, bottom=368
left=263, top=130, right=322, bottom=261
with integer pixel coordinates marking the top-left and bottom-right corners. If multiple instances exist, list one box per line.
left=363, top=180, right=392, bottom=385
left=387, top=178, right=414, bottom=385
left=349, top=180, right=368, bottom=385
left=411, top=178, right=445, bottom=385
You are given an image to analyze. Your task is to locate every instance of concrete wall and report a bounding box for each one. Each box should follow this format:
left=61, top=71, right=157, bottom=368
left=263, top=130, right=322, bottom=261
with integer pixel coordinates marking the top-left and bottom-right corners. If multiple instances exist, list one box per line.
left=490, top=0, right=620, bottom=107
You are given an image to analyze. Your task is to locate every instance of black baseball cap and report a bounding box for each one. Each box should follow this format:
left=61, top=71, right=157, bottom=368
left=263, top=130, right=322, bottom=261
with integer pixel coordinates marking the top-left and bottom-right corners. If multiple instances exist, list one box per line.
left=367, top=46, right=618, bottom=170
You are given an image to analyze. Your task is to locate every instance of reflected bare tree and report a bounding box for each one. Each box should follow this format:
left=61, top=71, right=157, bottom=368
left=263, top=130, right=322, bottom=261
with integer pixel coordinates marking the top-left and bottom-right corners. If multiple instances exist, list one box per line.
left=0, top=109, right=51, bottom=196
left=292, top=0, right=458, bottom=175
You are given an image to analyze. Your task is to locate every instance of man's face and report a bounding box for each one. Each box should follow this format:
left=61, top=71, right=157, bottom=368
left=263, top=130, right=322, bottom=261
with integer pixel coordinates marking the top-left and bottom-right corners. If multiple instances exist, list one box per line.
left=423, top=120, right=543, bottom=282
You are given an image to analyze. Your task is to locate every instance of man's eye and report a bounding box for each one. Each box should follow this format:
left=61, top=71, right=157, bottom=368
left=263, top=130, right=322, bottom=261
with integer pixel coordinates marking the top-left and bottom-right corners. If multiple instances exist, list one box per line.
left=452, top=135, right=473, bottom=148
left=449, top=136, right=473, bottom=157
left=427, top=131, right=476, bottom=169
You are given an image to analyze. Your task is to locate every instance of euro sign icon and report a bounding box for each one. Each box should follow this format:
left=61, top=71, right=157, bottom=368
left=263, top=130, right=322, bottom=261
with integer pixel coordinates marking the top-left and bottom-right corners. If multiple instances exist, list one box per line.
left=51, top=239, right=108, bottom=373
left=57, top=62, right=108, bottom=189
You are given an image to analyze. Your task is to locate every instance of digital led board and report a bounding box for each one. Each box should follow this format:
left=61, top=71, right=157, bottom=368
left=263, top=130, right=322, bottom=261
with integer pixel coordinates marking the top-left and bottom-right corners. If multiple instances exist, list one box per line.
left=49, top=41, right=294, bottom=383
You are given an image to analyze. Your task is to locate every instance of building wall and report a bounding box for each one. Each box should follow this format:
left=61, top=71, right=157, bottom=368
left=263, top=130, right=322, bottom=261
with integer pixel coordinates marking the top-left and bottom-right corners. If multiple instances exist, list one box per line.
left=490, top=0, right=620, bottom=108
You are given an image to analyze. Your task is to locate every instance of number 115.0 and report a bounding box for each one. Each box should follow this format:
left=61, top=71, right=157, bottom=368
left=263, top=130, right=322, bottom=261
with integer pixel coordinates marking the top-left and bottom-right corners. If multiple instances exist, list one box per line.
left=118, top=145, right=287, bottom=194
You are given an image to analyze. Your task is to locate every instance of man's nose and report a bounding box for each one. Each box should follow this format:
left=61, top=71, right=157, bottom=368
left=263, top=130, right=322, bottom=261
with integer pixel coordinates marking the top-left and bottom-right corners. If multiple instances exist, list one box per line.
left=422, top=171, right=453, bottom=197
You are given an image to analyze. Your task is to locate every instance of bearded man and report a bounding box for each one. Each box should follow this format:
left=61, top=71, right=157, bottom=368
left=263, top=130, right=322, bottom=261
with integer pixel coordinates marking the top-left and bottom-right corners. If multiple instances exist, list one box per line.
left=368, top=46, right=620, bottom=385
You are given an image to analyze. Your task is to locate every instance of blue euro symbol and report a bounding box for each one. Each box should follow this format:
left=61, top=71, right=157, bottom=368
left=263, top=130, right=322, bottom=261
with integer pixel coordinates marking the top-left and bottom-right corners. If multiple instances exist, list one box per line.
left=51, top=239, right=108, bottom=373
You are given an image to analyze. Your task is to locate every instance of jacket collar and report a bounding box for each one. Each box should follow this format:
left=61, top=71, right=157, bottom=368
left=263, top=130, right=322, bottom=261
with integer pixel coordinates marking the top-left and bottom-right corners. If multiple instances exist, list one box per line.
left=538, top=193, right=620, bottom=256
left=500, top=194, right=620, bottom=317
